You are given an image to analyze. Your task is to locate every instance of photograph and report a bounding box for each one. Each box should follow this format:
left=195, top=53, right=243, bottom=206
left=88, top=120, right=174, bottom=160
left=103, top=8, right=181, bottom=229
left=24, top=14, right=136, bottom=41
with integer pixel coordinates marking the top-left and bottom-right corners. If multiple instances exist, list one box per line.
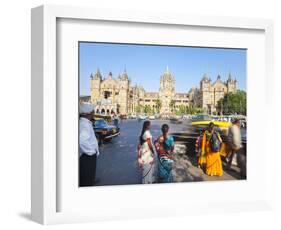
left=78, top=42, right=247, bottom=187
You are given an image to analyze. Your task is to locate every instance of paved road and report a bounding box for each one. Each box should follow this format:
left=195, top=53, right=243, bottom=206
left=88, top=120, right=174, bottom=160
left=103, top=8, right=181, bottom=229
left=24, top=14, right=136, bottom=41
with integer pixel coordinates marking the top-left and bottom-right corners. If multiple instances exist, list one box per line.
left=95, top=119, right=243, bottom=186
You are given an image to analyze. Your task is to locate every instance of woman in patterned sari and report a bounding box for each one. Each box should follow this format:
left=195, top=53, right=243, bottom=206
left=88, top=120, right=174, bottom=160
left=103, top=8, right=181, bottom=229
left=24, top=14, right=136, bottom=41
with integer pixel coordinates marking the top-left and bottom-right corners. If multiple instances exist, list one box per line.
left=155, top=124, right=174, bottom=183
left=137, top=120, right=155, bottom=184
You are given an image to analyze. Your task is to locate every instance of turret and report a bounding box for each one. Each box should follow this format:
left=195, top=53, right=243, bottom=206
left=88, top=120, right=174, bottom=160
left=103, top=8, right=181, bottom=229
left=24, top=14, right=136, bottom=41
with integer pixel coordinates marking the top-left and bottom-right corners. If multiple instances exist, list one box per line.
left=200, top=73, right=211, bottom=91
left=90, top=68, right=102, bottom=103
left=226, top=73, right=237, bottom=93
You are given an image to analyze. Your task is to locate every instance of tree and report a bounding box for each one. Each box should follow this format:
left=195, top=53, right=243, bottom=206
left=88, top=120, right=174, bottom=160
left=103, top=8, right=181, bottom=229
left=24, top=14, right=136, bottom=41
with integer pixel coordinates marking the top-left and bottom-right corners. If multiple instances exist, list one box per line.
left=135, top=105, right=143, bottom=114
left=217, top=90, right=247, bottom=115
left=176, top=105, right=188, bottom=115
left=169, top=100, right=176, bottom=113
left=143, top=105, right=152, bottom=114
left=186, top=105, right=205, bottom=115
left=155, top=98, right=162, bottom=113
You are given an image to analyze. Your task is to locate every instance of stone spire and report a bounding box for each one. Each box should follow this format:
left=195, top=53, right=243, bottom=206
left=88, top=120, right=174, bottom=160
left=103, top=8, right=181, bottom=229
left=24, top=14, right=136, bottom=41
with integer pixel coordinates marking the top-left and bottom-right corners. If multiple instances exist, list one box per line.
left=202, top=73, right=210, bottom=82
left=166, top=65, right=170, bottom=74
left=228, top=72, right=232, bottom=81
left=217, top=74, right=221, bottom=81
left=91, top=68, right=102, bottom=80
left=108, top=71, right=113, bottom=79
left=161, top=66, right=174, bottom=82
left=121, top=68, right=129, bottom=80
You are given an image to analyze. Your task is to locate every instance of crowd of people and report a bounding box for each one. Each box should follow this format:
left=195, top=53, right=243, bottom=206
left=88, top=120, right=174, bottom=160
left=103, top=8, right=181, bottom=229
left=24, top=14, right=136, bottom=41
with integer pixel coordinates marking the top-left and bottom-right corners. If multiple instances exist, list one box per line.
left=78, top=102, right=245, bottom=187
left=196, top=119, right=245, bottom=178
left=137, top=118, right=245, bottom=184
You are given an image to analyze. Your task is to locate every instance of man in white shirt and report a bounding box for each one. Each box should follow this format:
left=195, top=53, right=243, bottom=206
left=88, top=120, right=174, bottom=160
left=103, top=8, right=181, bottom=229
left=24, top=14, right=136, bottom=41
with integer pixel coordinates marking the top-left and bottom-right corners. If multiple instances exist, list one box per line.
left=79, top=103, right=100, bottom=186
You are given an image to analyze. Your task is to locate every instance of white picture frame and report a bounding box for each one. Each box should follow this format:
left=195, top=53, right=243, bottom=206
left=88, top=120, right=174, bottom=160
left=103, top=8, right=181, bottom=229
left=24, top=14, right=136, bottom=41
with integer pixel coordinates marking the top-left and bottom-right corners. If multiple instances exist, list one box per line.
left=31, top=5, right=274, bottom=225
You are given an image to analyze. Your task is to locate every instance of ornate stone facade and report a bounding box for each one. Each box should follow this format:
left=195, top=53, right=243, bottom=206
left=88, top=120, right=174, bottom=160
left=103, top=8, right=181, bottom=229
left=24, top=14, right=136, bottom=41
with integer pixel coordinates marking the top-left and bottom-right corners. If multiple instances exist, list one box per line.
left=159, top=67, right=175, bottom=114
left=89, top=67, right=190, bottom=115
left=88, top=68, right=237, bottom=115
left=90, top=69, right=130, bottom=115
left=189, top=73, right=237, bottom=114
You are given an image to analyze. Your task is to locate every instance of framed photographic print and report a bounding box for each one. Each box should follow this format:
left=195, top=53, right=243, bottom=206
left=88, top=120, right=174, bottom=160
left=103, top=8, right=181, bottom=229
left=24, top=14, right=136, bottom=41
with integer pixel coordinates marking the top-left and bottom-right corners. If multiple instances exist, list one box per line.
left=31, top=5, right=274, bottom=224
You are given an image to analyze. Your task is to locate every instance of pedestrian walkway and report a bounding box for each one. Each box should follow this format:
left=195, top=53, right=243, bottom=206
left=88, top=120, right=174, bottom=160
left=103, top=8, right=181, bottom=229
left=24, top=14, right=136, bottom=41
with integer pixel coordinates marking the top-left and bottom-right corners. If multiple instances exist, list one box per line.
left=172, top=144, right=243, bottom=182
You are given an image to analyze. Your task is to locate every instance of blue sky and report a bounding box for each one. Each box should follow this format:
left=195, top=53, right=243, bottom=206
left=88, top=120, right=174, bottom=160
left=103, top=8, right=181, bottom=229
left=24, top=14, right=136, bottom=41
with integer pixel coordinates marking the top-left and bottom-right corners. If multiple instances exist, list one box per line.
left=79, top=42, right=246, bottom=95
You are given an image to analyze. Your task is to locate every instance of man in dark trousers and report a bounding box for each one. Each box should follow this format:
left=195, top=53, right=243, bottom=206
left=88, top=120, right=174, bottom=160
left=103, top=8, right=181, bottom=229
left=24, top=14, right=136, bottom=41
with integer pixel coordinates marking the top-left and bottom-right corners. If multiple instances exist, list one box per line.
left=79, top=103, right=100, bottom=186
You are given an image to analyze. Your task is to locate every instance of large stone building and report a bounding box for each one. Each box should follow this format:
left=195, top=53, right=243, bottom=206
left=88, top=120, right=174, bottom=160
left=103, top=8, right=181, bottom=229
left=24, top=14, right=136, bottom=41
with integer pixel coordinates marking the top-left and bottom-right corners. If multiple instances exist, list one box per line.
left=88, top=67, right=237, bottom=115
left=89, top=67, right=190, bottom=115
left=189, top=73, right=237, bottom=114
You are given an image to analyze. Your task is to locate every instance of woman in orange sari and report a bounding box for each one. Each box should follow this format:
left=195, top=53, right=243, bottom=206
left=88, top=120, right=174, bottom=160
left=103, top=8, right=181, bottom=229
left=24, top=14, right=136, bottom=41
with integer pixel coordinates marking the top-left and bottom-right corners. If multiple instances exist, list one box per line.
left=201, top=122, right=223, bottom=177
left=196, top=131, right=206, bottom=170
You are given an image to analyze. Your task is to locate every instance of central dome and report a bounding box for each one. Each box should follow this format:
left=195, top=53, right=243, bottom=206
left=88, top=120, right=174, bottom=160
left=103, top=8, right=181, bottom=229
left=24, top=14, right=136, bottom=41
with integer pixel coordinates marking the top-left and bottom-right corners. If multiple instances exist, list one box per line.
left=161, top=66, right=175, bottom=82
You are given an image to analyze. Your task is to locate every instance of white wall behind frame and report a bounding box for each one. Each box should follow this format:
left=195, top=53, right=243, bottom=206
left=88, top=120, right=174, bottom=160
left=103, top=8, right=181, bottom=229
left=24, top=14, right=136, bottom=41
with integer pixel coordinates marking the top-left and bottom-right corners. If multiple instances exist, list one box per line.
left=0, top=0, right=280, bottom=229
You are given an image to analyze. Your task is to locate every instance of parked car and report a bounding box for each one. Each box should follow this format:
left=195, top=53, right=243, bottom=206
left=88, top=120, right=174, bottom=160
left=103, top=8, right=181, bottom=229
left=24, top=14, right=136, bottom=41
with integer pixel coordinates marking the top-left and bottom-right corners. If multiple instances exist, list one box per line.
left=119, top=114, right=127, bottom=120
left=129, top=114, right=137, bottom=119
left=138, top=115, right=147, bottom=120
left=93, top=118, right=120, bottom=144
left=148, top=115, right=156, bottom=120
left=94, top=114, right=112, bottom=123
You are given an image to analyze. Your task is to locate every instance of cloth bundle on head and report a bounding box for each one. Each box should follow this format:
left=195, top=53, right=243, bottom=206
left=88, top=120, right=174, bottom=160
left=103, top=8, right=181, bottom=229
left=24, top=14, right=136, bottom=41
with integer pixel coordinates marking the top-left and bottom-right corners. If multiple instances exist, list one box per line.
left=79, top=103, right=95, bottom=115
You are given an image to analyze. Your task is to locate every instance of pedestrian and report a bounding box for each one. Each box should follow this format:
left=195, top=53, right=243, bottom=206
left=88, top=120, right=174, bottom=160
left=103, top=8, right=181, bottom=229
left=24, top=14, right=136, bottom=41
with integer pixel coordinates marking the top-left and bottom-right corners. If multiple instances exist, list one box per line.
left=196, top=131, right=206, bottom=170
left=226, top=119, right=246, bottom=178
left=155, top=124, right=174, bottom=183
left=79, top=103, right=100, bottom=187
left=137, top=120, right=155, bottom=184
left=201, top=122, right=223, bottom=176
left=120, top=114, right=124, bottom=124
left=112, top=113, right=119, bottom=128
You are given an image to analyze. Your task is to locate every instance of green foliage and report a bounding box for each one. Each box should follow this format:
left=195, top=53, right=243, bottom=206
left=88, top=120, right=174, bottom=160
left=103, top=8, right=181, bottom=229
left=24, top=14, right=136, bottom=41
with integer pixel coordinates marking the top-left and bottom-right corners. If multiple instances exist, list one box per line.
left=173, top=104, right=205, bottom=115
left=217, top=90, right=247, bottom=115
left=143, top=105, right=153, bottom=114
left=169, top=100, right=176, bottom=113
left=135, top=104, right=156, bottom=115
left=135, top=105, right=143, bottom=113
left=177, top=105, right=188, bottom=115
left=183, top=104, right=204, bottom=115
left=155, top=98, right=162, bottom=113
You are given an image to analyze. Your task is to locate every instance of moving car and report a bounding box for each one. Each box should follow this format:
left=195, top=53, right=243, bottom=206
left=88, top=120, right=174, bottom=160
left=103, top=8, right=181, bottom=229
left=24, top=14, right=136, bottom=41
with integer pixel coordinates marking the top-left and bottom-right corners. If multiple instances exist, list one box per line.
left=93, top=118, right=120, bottom=144
left=170, top=117, right=182, bottom=124
left=172, top=114, right=246, bottom=157
left=191, top=114, right=231, bottom=129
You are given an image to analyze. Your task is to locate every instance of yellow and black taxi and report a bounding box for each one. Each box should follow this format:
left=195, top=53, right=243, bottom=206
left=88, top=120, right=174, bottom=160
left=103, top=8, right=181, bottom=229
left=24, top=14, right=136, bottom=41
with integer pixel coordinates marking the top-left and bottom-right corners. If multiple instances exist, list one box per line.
left=93, top=117, right=120, bottom=144
left=190, top=114, right=232, bottom=157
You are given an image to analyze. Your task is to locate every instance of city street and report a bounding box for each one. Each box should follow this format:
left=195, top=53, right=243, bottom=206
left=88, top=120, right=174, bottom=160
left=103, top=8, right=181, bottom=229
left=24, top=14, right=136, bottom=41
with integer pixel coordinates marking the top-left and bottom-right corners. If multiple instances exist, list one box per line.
left=95, top=119, right=243, bottom=186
